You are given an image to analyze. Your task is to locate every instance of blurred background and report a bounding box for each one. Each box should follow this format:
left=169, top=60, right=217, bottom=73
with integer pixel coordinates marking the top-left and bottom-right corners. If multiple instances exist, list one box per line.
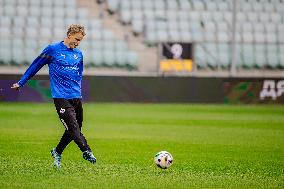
left=0, top=0, right=283, bottom=104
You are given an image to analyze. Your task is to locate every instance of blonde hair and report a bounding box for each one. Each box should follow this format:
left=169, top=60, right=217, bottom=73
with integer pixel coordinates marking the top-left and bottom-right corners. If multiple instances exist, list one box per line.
left=67, top=24, right=86, bottom=36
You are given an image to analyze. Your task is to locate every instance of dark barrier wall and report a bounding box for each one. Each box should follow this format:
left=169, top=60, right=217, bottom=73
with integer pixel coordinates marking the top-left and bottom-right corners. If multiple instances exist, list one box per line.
left=0, top=75, right=283, bottom=104
left=87, top=76, right=223, bottom=103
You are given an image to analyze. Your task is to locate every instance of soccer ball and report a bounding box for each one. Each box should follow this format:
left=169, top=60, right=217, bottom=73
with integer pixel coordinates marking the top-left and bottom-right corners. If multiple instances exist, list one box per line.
left=154, top=151, right=173, bottom=169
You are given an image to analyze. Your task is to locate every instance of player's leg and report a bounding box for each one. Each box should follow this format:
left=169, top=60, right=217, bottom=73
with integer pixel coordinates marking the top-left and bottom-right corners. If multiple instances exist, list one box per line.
left=73, top=99, right=96, bottom=164
left=52, top=98, right=96, bottom=165
left=55, top=130, right=72, bottom=154
left=54, top=99, right=85, bottom=155
left=51, top=99, right=73, bottom=168
left=53, top=99, right=73, bottom=156
left=74, top=99, right=89, bottom=149
left=51, top=98, right=88, bottom=167
left=54, top=98, right=90, bottom=152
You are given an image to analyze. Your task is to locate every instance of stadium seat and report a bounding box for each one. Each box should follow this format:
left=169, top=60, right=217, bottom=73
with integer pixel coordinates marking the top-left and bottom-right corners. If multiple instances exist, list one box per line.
left=252, top=2, right=263, bottom=12
left=0, top=38, right=11, bottom=49
left=270, top=12, right=281, bottom=23
left=0, top=16, right=12, bottom=27
left=29, top=0, right=41, bottom=7
left=4, top=5, right=16, bottom=17
left=82, top=50, right=93, bottom=67
left=179, top=0, right=191, bottom=10
left=263, top=3, right=275, bottom=12
left=223, top=11, right=232, bottom=24
left=12, top=47, right=25, bottom=65
left=180, top=31, right=192, bottom=43
left=53, top=19, right=65, bottom=29
left=121, top=0, right=131, bottom=10
left=267, top=52, right=279, bottom=68
left=242, top=32, right=254, bottom=43
left=132, top=10, right=143, bottom=21
left=89, top=39, right=99, bottom=51
left=102, top=40, right=115, bottom=51
left=218, top=1, right=230, bottom=11
left=156, top=30, right=168, bottom=43
left=143, top=10, right=155, bottom=20
left=93, top=51, right=104, bottom=67
left=266, top=33, right=277, bottom=43
left=103, top=50, right=116, bottom=67
left=114, top=40, right=128, bottom=51
left=240, top=2, right=252, bottom=12
left=107, top=0, right=120, bottom=13
left=65, top=0, right=77, bottom=8
left=254, top=33, right=265, bottom=43
left=65, top=8, right=77, bottom=19
left=132, top=19, right=144, bottom=35
left=192, top=1, right=205, bottom=11
left=217, top=32, right=230, bottom=43
left=12, top=27, right=25, bottom=38
left=77, top=8, right=89, bottom=19
left=212, top=11, right=224, bottom=22
left=0, top=48, right=12, bottom=64
left=53, top=28, right=65, bottom=41
left=278, top=33, right=284, bottom=43
left=168, top=30, right=180, bottom=42
left=24, top=49, right=37, bottom=63
left=0, top=27, right=11, bottom=38
left=25, top=27, right=38, bottom=40
left=16, top=6, right=28, bottom=17
left=219, top=52, right=230, bottom=68
left=29, top=6, right=41, bottom=17
left=189, top=11, right=200, bottom=21
left=53, top=0, right=65, bottom=7
left=41, top=7, right=53, bottom=18
left=127, top=51, right=138, bottom=68
left=115, top=51, right=128, bottom=67
left=206, top=1, right=218, bottom=11
left=241, top=22, right=253, bottom=33
left=131, top=0, right=142, bottom=10
left=204, top=32, right=216, bottom=42
left=166, top=0, right=179, bottom=10
left=255, top=52, right=266, bottom=68
left=120, top=10, right=132, bottom=24
left=153, top=0, right=165, bottom=11
left=102, top=30, right=114, bottom=40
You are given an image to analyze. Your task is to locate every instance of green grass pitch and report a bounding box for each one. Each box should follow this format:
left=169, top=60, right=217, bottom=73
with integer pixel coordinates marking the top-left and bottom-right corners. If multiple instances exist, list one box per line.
left=0, top=103, right=283, bottom=188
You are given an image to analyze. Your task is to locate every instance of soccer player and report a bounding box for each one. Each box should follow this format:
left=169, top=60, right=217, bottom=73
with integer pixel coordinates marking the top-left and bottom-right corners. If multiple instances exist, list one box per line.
left=11, top=24, right=96, bottom=168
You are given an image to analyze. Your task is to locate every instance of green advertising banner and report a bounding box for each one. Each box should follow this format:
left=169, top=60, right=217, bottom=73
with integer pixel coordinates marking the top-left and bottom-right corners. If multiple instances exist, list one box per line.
left=223, top=79, right=284, bottom=104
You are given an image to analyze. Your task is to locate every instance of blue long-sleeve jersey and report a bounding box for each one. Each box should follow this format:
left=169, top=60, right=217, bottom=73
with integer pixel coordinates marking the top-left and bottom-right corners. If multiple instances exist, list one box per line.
left=18, top=41, right=84, bottom=99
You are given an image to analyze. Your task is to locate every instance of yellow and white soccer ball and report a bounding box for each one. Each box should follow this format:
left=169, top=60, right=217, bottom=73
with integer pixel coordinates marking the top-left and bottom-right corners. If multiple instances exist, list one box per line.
left=154, top=151, right=173, bottom=169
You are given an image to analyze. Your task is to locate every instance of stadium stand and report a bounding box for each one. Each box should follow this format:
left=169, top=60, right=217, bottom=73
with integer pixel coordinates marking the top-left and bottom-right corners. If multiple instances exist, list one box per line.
left=0, top=0, right=138, bottom=70
left=103, top=0, right=284, bottom=70
left=0, top=0, right=283, bottom=76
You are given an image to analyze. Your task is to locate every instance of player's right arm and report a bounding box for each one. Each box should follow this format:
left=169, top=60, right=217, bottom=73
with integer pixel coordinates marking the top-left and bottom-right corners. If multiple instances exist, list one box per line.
left=11, top=45, right=53, bottom=90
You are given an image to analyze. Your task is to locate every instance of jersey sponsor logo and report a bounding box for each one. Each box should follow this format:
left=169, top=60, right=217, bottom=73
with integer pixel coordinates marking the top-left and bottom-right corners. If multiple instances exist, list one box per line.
left=64, top=66, right=79, bottom=70
left=60, top=54, right=66, bottom=58
left=74, top=54, right=78, bottom=59
left=60, top=108, right=65, bottom=114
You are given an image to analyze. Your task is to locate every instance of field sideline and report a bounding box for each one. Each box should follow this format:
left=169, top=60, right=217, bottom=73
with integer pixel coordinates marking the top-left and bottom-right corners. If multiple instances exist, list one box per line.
left=0, top=103, right=283, bottom=188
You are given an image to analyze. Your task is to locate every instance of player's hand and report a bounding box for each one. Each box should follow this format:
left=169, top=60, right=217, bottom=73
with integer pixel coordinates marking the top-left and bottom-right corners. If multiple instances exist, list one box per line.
left=11, top=83, right=20, bottom=90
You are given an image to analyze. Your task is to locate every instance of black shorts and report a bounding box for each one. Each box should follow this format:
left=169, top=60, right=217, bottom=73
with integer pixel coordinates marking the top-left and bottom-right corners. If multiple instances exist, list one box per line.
left=53, top=98, right=83, bottom=130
